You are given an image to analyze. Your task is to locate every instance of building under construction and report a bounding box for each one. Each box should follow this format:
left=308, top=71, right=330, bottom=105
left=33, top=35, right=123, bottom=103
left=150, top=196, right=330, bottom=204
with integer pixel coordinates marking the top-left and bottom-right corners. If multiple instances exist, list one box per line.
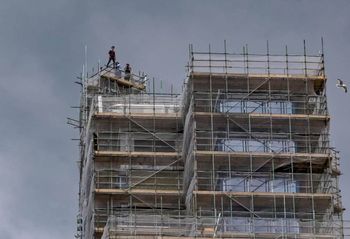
left=75, top=42, right=345, bottom=238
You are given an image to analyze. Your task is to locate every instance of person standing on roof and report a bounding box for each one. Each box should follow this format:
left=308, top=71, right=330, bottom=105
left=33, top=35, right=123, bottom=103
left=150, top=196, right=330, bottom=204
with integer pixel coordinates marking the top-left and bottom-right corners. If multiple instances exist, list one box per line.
left=106, top=46, right=116, bottom=67
left=124, top=63, right=132, bottom=80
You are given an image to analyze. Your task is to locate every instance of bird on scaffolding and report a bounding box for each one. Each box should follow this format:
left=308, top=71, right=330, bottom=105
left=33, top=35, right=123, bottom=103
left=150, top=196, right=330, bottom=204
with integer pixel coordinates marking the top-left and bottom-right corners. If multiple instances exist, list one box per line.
left=336, top=79, right=347, bottom=93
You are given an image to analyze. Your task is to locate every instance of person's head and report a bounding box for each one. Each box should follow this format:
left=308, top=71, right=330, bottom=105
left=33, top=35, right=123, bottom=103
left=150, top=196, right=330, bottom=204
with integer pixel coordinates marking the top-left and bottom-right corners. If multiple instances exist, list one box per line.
left=126, top=63, right=129, bottom=66
left=111, top=46, right=115, bottom=50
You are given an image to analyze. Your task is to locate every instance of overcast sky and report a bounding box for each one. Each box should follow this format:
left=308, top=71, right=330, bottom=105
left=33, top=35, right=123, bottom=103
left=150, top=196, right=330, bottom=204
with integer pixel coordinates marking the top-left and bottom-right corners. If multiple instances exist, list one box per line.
left=0, top=0, right=349, bottom=238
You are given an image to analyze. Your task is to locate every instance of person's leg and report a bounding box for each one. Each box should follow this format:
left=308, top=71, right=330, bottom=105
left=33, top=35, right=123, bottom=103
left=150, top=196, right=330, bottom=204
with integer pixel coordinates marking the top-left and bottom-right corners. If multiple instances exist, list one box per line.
left=107, top=58, right=112, bottom=67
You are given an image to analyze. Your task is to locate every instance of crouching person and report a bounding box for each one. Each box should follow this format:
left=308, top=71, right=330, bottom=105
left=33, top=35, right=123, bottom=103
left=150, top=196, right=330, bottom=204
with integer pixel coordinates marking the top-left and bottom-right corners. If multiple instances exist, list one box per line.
left=124, top=63, right=132, bottom=80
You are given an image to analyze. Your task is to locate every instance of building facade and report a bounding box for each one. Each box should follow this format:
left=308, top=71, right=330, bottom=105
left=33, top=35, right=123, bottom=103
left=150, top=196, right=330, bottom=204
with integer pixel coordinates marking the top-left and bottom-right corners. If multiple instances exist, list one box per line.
left=76, top=44, right=344, bottom=238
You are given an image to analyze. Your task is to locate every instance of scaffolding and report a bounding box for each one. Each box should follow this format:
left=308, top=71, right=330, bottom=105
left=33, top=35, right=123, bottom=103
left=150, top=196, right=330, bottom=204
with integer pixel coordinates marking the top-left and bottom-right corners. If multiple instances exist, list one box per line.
left=75, top=42, right=345, bottom=239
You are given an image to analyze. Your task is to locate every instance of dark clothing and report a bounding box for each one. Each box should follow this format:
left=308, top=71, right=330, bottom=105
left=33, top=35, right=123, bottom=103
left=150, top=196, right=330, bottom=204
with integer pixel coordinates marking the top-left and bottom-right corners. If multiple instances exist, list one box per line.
left=109, top=50, right=115, bottom=59
left=106, top=57, right=115, bottom=67
left=107, top=49, right=116, bottom=67
left=125, top=66, right=131, bottom=74
left=124, top=65, right=131, bottom=80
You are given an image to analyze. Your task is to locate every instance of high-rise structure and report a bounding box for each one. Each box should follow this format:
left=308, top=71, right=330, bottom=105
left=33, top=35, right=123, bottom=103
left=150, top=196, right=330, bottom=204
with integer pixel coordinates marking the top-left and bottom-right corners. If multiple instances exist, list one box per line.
left=76, top=42, right=344, bottom=238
